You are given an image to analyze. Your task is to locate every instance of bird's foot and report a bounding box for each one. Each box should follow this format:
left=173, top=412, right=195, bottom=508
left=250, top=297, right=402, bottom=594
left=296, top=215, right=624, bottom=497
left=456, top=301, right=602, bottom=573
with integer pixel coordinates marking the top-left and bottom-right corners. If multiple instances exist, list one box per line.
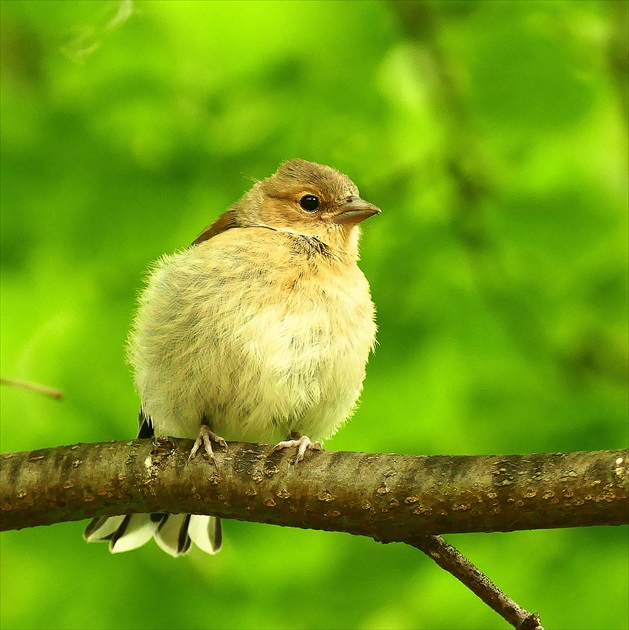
left=188, top=424, right=227, bottom=467
left=271, top=433, right=322, bottom=464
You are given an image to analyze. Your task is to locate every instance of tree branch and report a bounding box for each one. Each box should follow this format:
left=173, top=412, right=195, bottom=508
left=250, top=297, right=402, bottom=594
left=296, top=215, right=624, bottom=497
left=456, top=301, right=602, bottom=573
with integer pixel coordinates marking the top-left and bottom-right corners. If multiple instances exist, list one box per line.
left=1, top=440, right=627, bottom=535
left=2, top=440, right=626, bottom=630
left=411, top=535, right=543, bottom=630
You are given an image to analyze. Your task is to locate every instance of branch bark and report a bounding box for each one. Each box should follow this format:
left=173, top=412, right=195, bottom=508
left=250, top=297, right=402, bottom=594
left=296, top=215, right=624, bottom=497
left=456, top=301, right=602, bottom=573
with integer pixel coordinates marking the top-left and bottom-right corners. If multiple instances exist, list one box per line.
left=411, top=535, right=543, bottom=630
left=1, top=439, right=627, bottom=536
left=2, top=440, right=626, bottom=630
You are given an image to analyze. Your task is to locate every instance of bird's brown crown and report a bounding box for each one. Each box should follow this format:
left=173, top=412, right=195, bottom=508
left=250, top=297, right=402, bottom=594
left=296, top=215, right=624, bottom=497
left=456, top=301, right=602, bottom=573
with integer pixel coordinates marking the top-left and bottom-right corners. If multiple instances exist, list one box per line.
left=262, top=159, right=358, bottom=203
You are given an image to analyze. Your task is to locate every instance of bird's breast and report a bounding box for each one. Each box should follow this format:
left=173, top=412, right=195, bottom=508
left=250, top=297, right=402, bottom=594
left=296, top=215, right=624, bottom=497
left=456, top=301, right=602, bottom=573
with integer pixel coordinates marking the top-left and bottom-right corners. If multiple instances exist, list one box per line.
left=131, top=230, right=376, bottom=442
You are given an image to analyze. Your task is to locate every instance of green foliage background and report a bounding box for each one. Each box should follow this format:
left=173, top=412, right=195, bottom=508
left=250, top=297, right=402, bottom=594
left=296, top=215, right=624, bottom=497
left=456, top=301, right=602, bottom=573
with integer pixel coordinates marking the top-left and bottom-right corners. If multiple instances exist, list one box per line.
left=1, top=1, right=627, bottom=628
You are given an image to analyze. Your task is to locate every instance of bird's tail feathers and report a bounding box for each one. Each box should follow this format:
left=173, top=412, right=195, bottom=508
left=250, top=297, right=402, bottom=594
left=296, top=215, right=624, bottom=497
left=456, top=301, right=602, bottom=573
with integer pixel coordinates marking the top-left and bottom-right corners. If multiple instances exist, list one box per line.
left=189, top=514, right=222, bottom=555
left=83, top=513, right=222, bottom=557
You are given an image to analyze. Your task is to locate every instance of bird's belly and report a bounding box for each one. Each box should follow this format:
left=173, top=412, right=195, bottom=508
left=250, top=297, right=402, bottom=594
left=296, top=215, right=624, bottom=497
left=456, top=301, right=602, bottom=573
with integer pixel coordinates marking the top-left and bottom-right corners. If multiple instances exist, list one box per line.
left=202, top=297, right=373, bottom=443
left=132, top=241, right=376, bottom=445
left=147, top=285, right=374, bottom=444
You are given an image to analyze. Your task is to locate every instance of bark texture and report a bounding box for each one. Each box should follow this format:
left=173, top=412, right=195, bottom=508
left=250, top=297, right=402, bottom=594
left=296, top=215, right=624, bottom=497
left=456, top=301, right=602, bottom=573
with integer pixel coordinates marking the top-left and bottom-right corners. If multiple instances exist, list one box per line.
left=2, top=440, right=627, bottom=537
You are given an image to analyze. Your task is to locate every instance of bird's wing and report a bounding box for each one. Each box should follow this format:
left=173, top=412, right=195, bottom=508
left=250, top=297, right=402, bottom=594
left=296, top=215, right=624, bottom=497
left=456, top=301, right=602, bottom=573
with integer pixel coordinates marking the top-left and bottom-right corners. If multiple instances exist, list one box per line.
left=137, top=408, right=154, bottom=439
left=191, top=209, right=240, bottom=246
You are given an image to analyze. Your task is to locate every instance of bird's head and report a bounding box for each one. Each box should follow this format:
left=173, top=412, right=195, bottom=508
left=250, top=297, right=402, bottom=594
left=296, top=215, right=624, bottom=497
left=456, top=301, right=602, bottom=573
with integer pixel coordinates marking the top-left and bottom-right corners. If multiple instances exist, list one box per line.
left=194, top=160, right=380, bottom=256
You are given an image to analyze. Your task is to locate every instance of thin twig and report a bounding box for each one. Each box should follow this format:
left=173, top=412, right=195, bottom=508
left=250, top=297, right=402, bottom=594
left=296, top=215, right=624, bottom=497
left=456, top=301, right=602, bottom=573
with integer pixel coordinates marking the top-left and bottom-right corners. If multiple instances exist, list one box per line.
left=0, top=377, right=63, bottom=399
left=410, top=535, right=544, bottom=630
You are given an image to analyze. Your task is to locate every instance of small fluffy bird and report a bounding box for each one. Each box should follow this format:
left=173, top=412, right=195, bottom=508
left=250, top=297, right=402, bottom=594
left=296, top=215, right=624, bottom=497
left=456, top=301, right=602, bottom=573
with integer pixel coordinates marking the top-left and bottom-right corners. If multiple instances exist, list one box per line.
left=84, top=159, right=379, bottom=556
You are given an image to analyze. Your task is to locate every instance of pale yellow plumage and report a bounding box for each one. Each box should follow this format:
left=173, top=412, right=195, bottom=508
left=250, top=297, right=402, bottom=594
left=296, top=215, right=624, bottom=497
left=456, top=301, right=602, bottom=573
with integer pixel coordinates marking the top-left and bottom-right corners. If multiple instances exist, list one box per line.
left=130, top=226, right=376, bottom=444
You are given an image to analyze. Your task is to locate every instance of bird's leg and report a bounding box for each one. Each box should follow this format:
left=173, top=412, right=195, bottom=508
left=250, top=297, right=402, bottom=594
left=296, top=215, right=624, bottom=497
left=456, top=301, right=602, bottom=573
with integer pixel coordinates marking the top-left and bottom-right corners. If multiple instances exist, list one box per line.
left=271, top=431, right=322, bottom=464
left=188, top=419, right=227, bottom=467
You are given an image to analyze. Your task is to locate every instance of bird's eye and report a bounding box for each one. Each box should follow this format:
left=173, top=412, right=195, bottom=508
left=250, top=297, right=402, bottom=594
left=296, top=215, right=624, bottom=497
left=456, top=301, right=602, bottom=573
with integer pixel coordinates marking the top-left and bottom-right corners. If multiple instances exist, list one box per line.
left=300, top=195, right=320, bottom=212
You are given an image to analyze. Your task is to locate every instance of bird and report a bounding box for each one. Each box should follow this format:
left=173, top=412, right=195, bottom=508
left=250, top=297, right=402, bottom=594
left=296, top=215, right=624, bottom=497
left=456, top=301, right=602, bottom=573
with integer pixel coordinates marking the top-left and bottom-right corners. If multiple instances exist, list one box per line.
left=84, top=159, right=380, bottom=557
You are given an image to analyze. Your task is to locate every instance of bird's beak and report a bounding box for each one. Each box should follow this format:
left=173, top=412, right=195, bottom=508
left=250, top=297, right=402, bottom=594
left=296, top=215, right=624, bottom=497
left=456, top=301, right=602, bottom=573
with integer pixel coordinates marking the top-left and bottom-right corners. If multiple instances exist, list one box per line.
left=330, top=197, right=381, bottom=225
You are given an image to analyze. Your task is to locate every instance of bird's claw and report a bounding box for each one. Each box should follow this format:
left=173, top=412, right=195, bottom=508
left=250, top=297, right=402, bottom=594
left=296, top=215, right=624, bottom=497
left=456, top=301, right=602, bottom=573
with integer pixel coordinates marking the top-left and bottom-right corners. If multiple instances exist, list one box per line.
left=189, top=424, right=227, bottom=468
left=271, top=434, right=322, bottom=464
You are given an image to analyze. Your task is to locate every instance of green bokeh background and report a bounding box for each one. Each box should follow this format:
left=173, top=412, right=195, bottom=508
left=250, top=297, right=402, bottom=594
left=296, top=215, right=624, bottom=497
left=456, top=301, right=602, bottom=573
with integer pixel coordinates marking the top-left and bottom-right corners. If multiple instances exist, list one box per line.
left=1, top=1, right=627, bottom=629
